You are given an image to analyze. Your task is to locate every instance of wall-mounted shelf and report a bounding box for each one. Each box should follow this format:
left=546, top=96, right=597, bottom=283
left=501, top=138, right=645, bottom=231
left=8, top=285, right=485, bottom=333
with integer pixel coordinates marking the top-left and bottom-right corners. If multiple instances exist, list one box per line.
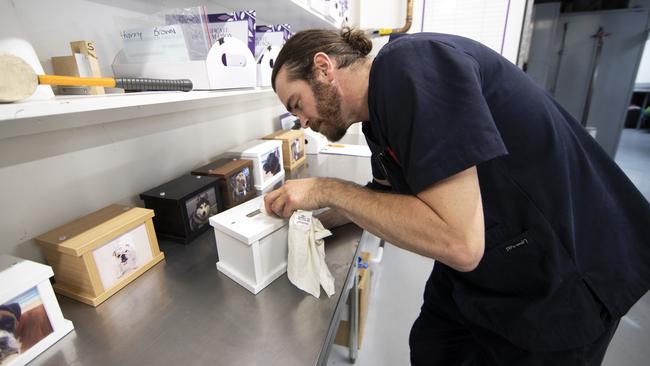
left=84, top=0, right=339, bottom=31
left=215, top=0, right=338, bottom=31
left=0, top=88, right=277, bottom=140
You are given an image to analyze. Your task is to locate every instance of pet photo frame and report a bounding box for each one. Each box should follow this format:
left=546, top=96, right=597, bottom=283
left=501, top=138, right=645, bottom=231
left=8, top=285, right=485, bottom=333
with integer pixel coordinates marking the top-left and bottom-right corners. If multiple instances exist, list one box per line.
left=35, top=205, right=165, bottom=307
left=261, top=147, right=282, bottom=182
left=228, top=166, right=253, bottom=204
left=0, top=255, right=74, bottom=366
left=140, top=174, right=223, bottom=244
left=191, top=157, right=256, bottom=210
left=226, top=139, right=284, bottom=193
left=91, top=223, right=153, bottom=291
left=262, top=129, right=307, bottom=171
left=185, top=186, right=219, bottom=233
left=290, top=137, right=305, bottom=164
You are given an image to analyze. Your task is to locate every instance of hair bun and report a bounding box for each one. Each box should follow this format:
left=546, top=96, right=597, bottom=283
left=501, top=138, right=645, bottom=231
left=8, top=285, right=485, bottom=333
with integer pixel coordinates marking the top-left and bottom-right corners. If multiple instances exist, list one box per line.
left=341, top=27, right=372, bottom=56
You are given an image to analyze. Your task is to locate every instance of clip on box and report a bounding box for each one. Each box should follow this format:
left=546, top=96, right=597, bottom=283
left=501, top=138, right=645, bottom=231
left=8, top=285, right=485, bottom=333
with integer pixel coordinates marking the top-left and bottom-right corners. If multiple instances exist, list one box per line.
left=209, top=195, right=288, bottom=294
left=0, top=255, right=74, bottom=366
left=191, top=157, right=256, bottom=210
left=262, top=129, right=306, bottom=171
left=226, top=139, right=285, bottom=194
left=140, top=174, right=222, bottom=244
left=35, top=205, right=165, bottom=307
left=256, top=45, right=281, bottom=87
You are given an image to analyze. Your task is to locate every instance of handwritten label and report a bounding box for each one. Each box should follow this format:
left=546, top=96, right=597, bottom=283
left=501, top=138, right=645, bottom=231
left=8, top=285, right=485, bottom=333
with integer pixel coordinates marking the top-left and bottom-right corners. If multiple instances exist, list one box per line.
left=153, top=26, right=178, bottom=37
left=120, top=25, right=190, bottom=63
left=121, top=30, right=143, bottom=40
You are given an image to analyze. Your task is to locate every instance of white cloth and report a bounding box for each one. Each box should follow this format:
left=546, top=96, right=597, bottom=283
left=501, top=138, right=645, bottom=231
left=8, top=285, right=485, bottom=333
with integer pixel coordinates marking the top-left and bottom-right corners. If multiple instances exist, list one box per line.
left=287, top=210, right=335, bottom=298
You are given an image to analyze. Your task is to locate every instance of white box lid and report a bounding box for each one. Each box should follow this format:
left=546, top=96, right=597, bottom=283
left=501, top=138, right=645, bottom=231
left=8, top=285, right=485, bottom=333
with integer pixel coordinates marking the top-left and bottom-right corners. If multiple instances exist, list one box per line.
left=0, top=255, right=53, bottom=301
left=227, top=139, right=282, bottom=157
left=209, top=195, right=287, bottom=245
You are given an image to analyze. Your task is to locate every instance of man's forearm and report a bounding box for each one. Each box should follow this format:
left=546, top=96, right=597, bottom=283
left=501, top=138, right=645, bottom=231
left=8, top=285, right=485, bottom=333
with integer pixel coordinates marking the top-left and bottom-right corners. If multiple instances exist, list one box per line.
left=319, top=178, right=475, bottom=271
left=315, top=208, right=352, bottom=229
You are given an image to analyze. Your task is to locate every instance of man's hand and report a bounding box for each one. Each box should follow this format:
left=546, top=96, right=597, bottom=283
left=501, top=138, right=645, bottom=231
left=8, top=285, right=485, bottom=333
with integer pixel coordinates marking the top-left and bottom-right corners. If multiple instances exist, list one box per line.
left=264, top=177, right=325, bottom=218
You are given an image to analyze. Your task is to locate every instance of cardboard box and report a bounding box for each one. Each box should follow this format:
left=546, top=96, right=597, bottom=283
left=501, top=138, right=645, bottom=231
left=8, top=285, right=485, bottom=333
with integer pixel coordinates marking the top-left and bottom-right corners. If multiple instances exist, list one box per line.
left=191, top=157, right=256, bottom=210
left=209, top=196, right=289, bottom=294
left=207, top=10, right=256, bottom=57
left=254, top=24, right=291, bottom=58
left=256, top=44, right=281, bottom=87
left=0, top=255, right=74, bottom=366
left=35, top=205, right=165, bottom=306
left=334, top=251, right=371, bottom=349
left=262, top=129, right=307, bottom=171
left=140, top=174, right=222, bottom=244
left=113, top=35, right=256, bottom=90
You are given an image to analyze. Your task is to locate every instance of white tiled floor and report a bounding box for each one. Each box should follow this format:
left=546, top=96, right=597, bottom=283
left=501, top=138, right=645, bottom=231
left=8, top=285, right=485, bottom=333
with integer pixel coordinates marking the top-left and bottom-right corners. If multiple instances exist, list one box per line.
left=327, top=128, right=650, bottom=365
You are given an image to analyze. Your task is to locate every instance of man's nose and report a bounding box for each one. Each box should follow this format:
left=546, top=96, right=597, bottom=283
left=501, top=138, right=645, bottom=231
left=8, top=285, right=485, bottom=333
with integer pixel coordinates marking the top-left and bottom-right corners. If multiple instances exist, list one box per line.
left=296, top=114, right=309, bottom=128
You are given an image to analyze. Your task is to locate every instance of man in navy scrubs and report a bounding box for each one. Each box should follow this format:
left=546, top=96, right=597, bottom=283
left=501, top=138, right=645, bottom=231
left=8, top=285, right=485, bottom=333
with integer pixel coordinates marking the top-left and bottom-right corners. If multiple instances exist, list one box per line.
left=264, top=28, right=650, bottom=364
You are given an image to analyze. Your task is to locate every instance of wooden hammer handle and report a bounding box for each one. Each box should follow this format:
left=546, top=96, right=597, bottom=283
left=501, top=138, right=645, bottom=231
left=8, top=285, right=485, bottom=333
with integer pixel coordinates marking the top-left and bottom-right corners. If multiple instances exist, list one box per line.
left=37, top=75, right=193, bottom=92
left=38, top=75, right=116, bottom=87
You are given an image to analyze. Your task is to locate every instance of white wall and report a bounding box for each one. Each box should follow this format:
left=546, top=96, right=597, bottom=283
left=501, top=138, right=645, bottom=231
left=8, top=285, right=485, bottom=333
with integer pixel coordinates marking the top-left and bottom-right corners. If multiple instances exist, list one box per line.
left=359, top=0, right=425, bottom=56
left=631, top=0, right=650, bottom=85
left=0, top=0, right=284, bottom=262
left=636, top=40, right=650, bottom=84
left=7, top=0, right=231, bottom=77
left=1, top=98, right=284, bottom=262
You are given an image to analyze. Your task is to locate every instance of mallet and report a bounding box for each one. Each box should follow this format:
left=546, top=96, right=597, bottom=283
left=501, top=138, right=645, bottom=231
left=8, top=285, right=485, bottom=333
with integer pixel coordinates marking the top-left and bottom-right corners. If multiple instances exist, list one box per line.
left=0, top=54, right=193, bottom=103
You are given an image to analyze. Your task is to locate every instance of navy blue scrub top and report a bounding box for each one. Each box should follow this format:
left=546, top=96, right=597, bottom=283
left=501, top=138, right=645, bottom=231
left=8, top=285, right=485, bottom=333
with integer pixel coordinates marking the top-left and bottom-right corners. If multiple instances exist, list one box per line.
left=363, top=32, right=650, bottom=351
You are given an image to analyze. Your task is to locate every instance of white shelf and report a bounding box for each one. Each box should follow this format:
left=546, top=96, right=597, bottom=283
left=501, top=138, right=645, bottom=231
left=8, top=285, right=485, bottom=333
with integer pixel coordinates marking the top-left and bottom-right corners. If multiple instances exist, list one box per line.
left=212, top=0, right=338, bottom=31
left=86, top=0, right=339, bottom=31
left=0, top=0, right=338, bottom=140
left=0, top=88, right=277, bottom=140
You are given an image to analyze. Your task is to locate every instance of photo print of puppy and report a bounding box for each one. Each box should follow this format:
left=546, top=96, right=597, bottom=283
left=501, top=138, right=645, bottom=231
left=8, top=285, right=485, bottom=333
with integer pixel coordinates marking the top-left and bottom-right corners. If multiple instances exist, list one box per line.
left=290, top=137, right=304, bottom=163
left=229, top=167, right=252, bottom=203
left=0, top=288, right=53, bottom=365
left=186, top=188, right=219, bottom=232
left=262, top=148, right=281, bottom=181
left=113, top=242, right=138, bottom=278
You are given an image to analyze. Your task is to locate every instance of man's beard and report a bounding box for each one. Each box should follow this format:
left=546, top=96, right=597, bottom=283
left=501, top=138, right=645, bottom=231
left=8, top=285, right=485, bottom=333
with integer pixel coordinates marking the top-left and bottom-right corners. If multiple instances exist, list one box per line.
left=309, top=78, right=349, bottom=142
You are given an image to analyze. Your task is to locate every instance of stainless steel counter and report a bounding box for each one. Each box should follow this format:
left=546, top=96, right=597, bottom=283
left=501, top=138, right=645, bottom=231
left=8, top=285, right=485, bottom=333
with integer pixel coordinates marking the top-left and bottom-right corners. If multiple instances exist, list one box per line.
left=30, top=146, right=373, bottom=366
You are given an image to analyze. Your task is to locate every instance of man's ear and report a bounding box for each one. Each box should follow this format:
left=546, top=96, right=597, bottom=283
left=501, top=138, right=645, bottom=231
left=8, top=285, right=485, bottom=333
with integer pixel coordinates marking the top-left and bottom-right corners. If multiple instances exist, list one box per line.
left=313, top=52, right=335, bottom=83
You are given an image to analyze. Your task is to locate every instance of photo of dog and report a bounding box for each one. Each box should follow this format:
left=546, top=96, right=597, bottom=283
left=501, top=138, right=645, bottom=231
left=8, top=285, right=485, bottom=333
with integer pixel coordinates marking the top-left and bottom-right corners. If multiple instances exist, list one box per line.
left=113, top=243, right=138, bottom=278
left=186, top=188, right=219, bottom=232
left=229, top=167, right=252, bottom=203
left=93, top=225, right=153, bottom=290
left=0, top=288, right=53, bottom=365
left=262, top=148, right=282, bottom=181
left=290, top=137, right=304, bottom=163
left=0, top=303, right=21, bottom=363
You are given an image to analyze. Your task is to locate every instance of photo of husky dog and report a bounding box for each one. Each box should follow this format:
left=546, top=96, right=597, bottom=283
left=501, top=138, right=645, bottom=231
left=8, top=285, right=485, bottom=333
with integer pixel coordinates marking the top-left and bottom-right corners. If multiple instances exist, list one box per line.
left=290, top=137, right=304, bottom=163
left=113, top=243, right=137, bottom=278
left=229, top=167, right=251, bottom=202
left=262, top=148, right=281, bottom=180
left=186, top=189, right=219, bottom=232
